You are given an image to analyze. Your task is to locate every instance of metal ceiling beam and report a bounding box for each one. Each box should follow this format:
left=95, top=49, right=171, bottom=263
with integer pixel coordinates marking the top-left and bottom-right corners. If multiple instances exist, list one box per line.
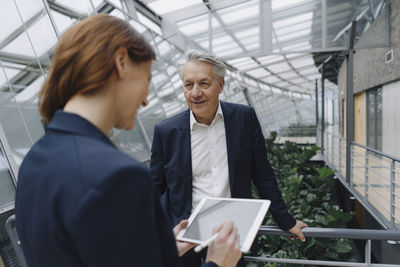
left=162, top=0, right=249, bottom=23
left=255, top=63, right=317, bottom=79
left=260, top=0, right=272, bottom=54
left=0, top=9, right=46, bottom=50
left=132, top=0, right=161, bottom=25
left=0, top=52, right=40, bottom=66
left=322, top=0, right=327, bottom=49
left=240, top=54, right=311, bottom=72
left=48, top=1, right=85, bottom=19
left=122, top=0, right=138, bottom=19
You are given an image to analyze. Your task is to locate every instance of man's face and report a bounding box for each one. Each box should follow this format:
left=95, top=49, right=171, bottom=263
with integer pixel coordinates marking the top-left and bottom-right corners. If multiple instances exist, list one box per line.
left=182, top=60, right=224, bottom=125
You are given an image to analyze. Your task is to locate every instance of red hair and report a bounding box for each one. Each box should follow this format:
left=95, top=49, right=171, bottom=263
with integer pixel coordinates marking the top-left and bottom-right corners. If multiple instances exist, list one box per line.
left=39, top=14, right=155, bottom=124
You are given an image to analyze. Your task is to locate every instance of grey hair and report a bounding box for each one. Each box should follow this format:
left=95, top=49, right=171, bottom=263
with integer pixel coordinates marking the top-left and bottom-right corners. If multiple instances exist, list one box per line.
left=181, top=50, right=226, bottom=81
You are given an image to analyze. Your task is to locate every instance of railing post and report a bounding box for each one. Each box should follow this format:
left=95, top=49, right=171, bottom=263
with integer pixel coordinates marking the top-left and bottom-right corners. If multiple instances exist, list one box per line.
left=350, top=145, right=354, bottom=188
left=339, top=137, right=342, bottom=175
left=332, top=134, right=335, bottom=167
left=391, top=159, right=396, bottom=227
left=345, top=21, right=356, bottom=185
left=365, top=150, right=369, bottom=200
left=365, top=240, right=371, bottom=267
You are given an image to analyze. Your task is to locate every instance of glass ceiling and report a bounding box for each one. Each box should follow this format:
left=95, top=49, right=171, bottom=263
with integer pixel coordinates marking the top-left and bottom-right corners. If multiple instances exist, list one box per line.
left=0, top=0, right=387, bottom=165
left=147, top=0, right=385, bottom=95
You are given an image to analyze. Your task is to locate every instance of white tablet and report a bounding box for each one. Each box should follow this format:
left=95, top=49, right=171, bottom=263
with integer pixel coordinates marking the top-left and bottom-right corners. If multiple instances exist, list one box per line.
left=177, top=197, right=270, bottom=253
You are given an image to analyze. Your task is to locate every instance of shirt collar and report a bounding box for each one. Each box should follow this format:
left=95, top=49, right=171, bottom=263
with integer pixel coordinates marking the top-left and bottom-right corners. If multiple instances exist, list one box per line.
left=190, top=101, right=223, bottom=131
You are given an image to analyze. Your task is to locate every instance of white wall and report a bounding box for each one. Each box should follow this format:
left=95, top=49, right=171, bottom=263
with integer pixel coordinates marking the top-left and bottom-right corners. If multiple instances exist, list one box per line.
left=382, top=81, right=400, bottom=158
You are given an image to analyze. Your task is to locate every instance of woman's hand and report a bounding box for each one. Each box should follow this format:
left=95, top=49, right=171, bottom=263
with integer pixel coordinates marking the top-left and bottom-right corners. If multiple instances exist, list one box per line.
left=173, top=220, right=196, bottom=257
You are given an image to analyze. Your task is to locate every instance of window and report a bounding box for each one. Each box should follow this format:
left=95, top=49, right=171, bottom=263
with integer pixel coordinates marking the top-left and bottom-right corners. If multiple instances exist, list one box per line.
left=366, top=87, right=382, bottom=151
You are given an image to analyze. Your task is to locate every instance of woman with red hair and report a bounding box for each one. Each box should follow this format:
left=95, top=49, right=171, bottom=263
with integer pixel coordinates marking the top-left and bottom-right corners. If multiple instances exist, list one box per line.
left=15, top=14, right=240, bottom=267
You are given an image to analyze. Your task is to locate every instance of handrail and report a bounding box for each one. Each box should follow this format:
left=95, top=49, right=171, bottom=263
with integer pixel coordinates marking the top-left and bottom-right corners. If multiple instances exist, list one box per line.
left=352, top=141, right=400, bottom=162
left=244, top=226, right=400, bottom=266
left=258, top=226, right=400, bottom=240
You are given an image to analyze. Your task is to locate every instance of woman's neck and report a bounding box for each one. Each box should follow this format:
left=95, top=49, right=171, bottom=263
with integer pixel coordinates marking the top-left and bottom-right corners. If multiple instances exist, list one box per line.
left=63, top=89, right=116, bottom=136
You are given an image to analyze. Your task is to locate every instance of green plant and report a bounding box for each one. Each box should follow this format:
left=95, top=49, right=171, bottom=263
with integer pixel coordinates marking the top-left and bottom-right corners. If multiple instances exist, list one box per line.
left=251, top=132, right=354, bottom=267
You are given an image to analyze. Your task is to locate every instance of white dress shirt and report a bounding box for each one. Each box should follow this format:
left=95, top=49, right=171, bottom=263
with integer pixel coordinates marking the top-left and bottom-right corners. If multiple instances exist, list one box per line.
left=190, top=102, right=231, bottom=212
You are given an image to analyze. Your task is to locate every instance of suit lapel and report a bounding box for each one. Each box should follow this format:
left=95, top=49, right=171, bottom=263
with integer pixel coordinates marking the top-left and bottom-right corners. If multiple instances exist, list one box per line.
left=179, top=110, right=193, bottom=211
left=221, top=102, right=235, bottom=191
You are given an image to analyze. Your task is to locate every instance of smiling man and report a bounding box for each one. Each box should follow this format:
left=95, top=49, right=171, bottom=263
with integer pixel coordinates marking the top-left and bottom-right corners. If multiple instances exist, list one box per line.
left=150, top=50, right=307, bottom=267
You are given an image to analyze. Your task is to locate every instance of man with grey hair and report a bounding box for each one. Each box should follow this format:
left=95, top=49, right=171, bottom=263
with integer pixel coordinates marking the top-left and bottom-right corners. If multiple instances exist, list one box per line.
left=150, top=50, right=307, bottom=267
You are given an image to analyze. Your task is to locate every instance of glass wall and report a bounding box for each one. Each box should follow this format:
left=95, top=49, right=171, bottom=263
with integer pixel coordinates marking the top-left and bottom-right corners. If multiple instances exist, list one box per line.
left=0, top=0, right=317, bottom=165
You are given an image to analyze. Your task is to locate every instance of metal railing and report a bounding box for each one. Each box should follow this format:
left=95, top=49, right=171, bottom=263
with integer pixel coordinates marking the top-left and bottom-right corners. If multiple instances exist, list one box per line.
left=6, top=213, right=400, bottom=267
left=323, top=131, right=400, bottom=231
left=245, top=226, right=400, bottom=266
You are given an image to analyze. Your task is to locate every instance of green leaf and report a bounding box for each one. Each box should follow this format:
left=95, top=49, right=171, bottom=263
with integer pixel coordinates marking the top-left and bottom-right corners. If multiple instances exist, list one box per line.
left=335, top=239, right=353, bottom=253
left=306, top=193, right=317, bottom=203
left=324, top=248, right=339, bottom=259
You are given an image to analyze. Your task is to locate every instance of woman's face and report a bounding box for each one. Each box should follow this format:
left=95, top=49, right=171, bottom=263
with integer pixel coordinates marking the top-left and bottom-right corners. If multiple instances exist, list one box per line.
left=114, top=59, right=152, bottom=130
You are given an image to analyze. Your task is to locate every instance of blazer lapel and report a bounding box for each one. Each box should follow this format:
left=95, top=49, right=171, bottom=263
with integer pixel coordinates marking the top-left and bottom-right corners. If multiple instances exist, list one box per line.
left=179, top=110, right=193, bottom=212
left=221, top=102, right=235, bottom=191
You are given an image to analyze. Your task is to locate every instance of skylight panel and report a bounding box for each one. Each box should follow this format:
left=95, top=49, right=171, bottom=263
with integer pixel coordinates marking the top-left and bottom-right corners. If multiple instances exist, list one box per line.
left=137, top=12, right=162, bottom=35
left=148, top=0, right=201, bottom=15
left=290, top=57, right=314, bottom=68
left=211, top=35, right=234, bottom=46
left=2, top=31, right=35, bottom=57
left=226, top=58, right=248, bottom=66
left=257, top=55, right=284, bottom=65
left=278, top=72, right=298, bottom=80
left=110, top=9, right=125, bottom=20
left=275, top=21, right=311, bottom=36
left=239, top=35, right=259, bottom=46
left=14, top=0, right=43, bottom=22
left=262, top=76, right=281, bottom=84
left=55, top=0, right=94, bottom=14
left=269, top=62, right=291, bottom=73
left=0, top=1, right=25, bottom=43
left=276, top=28, right=311, bottom=43
left=229, top=58, right=256, bottom=68
left=215, top=46, right=244, bottom=58
left=273, top=12, right=313, bottom=30
left=51, top=10, right=75, bottom=34
left=157, top=40, right=172, bottom=56
left=238, top=62, right=259, bottom=72
left=15, top=76, right=44, bottom=103
left=246, top=69, right=269, bottom=78
left=2, top=15, right=58, bottom=57
left=272, top=0, right=312, bottom=11
left=281, top=41, right=311, bottom=52
left=234, top=27, right=259, bottom=39
left=129, top=19, right=148, bottom=34
left=0, top=67, right=19, bottom=89
left=178, top=15, right=220, bottom=36
left=217, top=0, right=258, bottom=25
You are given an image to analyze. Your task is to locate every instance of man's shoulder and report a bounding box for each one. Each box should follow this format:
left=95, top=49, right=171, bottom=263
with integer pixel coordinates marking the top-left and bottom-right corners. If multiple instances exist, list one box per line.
left=155, top=110, right=189, bottom=130
left=221, top=101, right=253, bottom=114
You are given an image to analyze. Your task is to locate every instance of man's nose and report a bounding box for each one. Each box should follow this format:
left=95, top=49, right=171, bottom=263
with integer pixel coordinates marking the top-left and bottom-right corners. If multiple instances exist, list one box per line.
left=192, top=84, right=202, bottom=98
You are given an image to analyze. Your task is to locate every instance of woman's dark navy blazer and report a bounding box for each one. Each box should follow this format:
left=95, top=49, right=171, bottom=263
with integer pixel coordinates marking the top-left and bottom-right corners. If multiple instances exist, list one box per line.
left=15, top=110, right=181, bottom=267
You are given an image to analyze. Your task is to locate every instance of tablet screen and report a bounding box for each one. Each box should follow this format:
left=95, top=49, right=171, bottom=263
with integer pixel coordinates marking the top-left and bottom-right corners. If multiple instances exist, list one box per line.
left=182, top=199, right=264, bottom=247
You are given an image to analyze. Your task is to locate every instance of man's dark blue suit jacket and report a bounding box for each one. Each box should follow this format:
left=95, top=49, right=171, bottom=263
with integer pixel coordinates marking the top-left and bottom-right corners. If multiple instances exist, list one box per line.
left=15, top=111, right=217, bottom=267
left=150, top=101, right=296, bottom=231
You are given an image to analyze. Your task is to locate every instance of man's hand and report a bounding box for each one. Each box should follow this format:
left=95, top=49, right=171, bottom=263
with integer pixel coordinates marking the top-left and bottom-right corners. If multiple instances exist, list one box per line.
left=173, top=220, right=196, bottom=257
left=288, top=220, right=308, bottom=242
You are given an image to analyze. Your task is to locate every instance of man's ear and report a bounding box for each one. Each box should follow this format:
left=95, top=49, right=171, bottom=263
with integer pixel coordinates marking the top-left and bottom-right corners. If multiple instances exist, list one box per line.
left=114, top=47, right=129, bottom=80
left=218, top=77, right=225, bottom=93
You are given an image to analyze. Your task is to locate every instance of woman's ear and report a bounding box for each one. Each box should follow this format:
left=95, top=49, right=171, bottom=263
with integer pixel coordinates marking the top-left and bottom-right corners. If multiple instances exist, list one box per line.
left=114, top=47, right=129, bottom=80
